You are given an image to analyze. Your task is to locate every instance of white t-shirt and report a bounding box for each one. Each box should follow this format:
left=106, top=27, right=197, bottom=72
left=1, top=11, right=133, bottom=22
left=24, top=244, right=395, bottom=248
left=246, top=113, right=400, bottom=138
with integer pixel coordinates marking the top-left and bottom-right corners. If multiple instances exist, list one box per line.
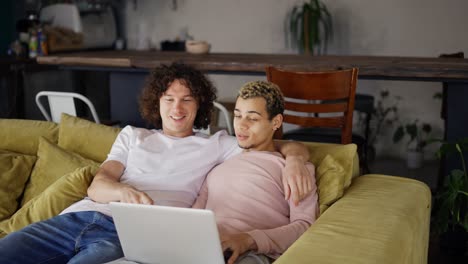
left=61, top=126, right=240, bottom=216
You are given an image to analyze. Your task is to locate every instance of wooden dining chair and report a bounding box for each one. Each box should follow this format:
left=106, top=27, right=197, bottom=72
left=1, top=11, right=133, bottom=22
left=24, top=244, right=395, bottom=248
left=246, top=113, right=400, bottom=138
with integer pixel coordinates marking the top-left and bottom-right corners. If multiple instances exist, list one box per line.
left=265, top=66, right=358, bottom=144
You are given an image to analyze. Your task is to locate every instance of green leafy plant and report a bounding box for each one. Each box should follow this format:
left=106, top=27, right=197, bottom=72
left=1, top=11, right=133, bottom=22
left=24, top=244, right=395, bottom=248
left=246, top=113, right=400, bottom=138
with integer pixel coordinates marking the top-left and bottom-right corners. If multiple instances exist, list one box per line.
left=288, top=0, right=332, bottom=55
left=432, top=138, right=468, bottom=234
left=367, top=90, right=401, bottom=148
left=393, top=119, right=432, bottom=152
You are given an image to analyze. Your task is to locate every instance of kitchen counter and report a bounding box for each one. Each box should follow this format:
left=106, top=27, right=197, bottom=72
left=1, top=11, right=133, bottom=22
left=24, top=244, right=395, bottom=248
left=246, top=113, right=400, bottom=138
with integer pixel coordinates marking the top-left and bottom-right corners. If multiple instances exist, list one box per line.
left=37, top=50, right=468, bottom=81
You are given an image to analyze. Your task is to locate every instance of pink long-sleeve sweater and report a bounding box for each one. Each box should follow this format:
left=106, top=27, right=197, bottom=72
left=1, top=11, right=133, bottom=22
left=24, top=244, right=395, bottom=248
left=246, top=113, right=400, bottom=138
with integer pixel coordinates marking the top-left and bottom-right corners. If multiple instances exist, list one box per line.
left=192, top=151, right=318, bottom=258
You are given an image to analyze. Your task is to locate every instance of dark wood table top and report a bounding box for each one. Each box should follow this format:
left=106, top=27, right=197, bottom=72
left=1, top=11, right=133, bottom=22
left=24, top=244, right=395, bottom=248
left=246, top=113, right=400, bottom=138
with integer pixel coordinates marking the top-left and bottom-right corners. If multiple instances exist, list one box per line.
left=36, top=50, right=468, bottom=82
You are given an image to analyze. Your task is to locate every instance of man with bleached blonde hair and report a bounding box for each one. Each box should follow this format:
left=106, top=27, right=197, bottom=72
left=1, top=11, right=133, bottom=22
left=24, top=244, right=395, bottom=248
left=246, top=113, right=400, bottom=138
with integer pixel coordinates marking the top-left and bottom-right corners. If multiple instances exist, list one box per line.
left=193, top=81, right=319, bottom=264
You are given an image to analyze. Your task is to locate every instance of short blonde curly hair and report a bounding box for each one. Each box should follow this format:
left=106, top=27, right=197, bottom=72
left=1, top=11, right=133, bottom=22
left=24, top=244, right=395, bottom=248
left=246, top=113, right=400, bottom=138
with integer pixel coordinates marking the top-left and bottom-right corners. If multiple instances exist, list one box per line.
left=238, top=80, right=284, bottom=120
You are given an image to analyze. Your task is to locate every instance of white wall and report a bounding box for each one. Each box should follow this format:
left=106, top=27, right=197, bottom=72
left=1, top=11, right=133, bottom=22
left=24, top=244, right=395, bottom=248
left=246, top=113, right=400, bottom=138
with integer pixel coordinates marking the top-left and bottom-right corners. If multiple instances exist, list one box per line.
left=124, top=0, right=468, bottom=159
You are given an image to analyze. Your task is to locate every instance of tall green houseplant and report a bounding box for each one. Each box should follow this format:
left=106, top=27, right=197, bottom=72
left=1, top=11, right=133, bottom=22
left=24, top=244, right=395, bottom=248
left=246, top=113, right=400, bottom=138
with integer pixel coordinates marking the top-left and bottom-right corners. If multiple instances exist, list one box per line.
left=288, top=0, right=332, bottom=55
left=433, top=138, right=468, bottom=236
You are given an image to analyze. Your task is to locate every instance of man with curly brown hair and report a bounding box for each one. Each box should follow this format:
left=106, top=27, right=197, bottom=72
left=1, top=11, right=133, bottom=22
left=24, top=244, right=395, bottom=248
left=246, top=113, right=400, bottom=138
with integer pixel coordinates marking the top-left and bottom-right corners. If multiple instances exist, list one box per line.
left=0, top=63, right=312, bottom=264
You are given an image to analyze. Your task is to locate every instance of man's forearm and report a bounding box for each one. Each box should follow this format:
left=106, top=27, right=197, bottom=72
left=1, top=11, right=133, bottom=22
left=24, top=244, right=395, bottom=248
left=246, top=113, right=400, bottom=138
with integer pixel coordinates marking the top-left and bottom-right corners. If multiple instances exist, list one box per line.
left=274, top=140, right=312, bottom=203
left=275, top=140, right=309, bottom=161
left=87, top=160, right=127, bottom=203
left=87, top=174, right=129, bottom=203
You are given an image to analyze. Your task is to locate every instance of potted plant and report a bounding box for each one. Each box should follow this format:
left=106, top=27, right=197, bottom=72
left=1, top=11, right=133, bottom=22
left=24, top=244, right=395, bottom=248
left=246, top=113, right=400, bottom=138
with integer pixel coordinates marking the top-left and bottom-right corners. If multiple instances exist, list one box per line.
left=287, top=0, right=332, bottom=55
left=432, top=138, right=468, bottom=254
left=392, top=119, right=432, bottom=168
left=362, top=89, right=401, bottom=162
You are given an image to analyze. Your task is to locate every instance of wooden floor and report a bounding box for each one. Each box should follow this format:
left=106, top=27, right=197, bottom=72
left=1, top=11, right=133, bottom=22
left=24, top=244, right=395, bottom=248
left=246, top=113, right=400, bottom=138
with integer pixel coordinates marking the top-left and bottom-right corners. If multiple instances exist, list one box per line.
left=370, top=158, right=467, bottom=264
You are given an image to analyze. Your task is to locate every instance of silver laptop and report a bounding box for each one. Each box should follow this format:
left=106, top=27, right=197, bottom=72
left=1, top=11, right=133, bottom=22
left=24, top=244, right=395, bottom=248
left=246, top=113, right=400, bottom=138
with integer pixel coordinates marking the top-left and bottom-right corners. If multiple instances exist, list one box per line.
left=109, top=202, right=225, bottom=264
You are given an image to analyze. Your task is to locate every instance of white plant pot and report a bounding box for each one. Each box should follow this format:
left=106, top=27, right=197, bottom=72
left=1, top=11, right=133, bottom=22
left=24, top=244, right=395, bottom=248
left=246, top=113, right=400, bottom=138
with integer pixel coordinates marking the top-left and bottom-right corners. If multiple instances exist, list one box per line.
left=407, top=150, right=423, bottom=169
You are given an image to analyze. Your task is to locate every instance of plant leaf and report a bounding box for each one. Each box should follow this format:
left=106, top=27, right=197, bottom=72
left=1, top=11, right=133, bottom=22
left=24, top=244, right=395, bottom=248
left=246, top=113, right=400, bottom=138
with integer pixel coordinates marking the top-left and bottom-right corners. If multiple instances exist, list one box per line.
left=296, top=7, right=304, bottom=53
left=422, top=123, right=432, bottom=133
left=319, top=3, right=333, bottom=54
left=457, top=137, right=468, bottom=151
left=446, top=170, right=464, bottom=194
left=393, top=126, right=404, bottom=143
left=437, top=142, right=457, bottom=159
left=287, top=7, right=298, bottom=49
left=310, top=0, right=320, bottom=10
left=290, top=4, right=307, bottom=53
left=406, top=123, right=418, bottom=142
left=310, top=11, right=319, bottom=54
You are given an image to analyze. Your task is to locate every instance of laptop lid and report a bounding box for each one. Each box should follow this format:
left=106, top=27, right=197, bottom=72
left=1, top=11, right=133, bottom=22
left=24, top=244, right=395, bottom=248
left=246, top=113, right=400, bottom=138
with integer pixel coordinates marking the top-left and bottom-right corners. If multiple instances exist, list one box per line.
left=110, top=202, right=225, bottom=264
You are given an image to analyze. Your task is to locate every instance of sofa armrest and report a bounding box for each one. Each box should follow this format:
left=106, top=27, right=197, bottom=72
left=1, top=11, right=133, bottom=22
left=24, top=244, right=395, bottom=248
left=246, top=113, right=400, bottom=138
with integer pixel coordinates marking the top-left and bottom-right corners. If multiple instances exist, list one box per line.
left=275, top=174, right=431, bottom=264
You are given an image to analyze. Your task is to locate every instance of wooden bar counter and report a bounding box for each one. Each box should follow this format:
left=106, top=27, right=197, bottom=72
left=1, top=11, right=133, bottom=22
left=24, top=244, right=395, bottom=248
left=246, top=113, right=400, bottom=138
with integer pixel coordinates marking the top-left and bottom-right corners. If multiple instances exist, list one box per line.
left=37, top=50, right=468, bottom=81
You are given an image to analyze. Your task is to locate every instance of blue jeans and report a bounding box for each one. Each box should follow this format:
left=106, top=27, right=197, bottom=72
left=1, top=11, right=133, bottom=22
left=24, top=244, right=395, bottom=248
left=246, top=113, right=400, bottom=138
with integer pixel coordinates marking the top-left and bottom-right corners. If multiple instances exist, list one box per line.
left=0, top=211, right=123, bottom=264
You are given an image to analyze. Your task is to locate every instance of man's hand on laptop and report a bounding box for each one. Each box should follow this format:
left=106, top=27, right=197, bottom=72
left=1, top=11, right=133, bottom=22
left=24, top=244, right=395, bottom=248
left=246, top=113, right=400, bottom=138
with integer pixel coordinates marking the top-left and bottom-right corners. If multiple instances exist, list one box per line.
left=220, top=232, right=257, bottom=264
left=119, top=185, right=154, bottom=205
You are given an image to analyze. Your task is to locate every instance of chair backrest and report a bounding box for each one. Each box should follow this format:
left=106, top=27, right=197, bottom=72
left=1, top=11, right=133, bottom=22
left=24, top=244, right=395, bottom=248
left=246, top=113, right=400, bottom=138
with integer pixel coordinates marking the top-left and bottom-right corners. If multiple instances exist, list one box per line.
left=35, top=91, right=101, bottom=124
left=266, top=66, right=358, bottom=144
left=198, top=101, right=234, bottom=135
left=213, top=101, right=234, bottom=135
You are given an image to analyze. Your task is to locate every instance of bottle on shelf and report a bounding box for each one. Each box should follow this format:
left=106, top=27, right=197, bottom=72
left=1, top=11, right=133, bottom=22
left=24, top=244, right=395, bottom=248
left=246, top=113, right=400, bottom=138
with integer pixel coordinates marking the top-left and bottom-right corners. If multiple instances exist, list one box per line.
left=28, top=29, right=38, bottom=58
left=37, top=28, right=48, bottom=56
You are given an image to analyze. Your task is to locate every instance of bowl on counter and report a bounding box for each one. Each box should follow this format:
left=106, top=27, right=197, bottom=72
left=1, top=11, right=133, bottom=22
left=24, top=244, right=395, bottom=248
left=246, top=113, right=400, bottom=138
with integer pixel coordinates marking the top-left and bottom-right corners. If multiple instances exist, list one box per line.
left=185, top=40, right=211, bottom=54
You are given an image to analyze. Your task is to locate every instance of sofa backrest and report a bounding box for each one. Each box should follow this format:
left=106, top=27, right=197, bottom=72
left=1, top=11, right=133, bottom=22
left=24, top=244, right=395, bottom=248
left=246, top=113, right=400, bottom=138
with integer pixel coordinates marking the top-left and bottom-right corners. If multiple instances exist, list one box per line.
left=57, top=113, right=121, bottom=163
left=0, top=119, right=58, bottom=155
left=0, top=116, right=359, bottom=216
left=0, top=114, right=121, bottom=163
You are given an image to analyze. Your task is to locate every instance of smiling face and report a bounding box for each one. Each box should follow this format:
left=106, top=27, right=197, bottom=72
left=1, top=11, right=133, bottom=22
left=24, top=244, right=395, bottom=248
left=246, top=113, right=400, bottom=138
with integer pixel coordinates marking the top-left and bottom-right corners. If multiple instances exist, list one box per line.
left=159, top=79, right=199, bottom=137
left=234, top=97, right=282, bottom=152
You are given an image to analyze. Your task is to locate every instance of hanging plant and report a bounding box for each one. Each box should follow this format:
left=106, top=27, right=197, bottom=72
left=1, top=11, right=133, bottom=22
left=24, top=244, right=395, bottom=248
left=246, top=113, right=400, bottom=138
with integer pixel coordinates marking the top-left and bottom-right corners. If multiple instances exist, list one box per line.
left=288, top=0, right=333, bottom=55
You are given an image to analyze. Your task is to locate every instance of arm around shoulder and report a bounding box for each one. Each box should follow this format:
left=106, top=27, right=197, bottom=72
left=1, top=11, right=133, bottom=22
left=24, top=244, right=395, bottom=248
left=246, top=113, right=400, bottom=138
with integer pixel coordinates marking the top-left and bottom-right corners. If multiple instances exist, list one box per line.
left=274, top=140, right=309, bottom=162
left=289, top=162, right=319, bottom=223
left=274, top=140, right=313, bottom=204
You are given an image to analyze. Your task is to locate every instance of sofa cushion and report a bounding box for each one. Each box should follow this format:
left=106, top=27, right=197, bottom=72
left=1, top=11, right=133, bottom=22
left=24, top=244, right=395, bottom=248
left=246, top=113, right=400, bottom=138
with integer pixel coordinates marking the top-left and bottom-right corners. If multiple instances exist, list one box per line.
left=58, top=113, right=121, bottom=163
left=0, top=166, right=97, bottom=236
left=0, top=119, right=58, bottom=155
left=21, top=137, right=99, bottom=206
left=315, top=154, right=345, bottom=214
left=0, top=151, right=37, bottom=221
left=306, top=143, right=357, bottom=189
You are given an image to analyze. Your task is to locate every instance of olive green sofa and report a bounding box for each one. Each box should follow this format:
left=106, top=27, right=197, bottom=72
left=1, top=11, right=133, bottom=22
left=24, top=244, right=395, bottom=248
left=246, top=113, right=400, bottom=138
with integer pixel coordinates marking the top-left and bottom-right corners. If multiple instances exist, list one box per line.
left=0, top=114, right=431, bottom=264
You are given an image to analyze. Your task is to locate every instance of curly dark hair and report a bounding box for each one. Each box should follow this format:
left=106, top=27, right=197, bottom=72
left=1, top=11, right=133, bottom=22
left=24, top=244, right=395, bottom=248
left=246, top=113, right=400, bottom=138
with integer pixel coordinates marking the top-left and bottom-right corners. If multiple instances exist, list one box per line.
left=139, top=63, right=217, bottom=129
